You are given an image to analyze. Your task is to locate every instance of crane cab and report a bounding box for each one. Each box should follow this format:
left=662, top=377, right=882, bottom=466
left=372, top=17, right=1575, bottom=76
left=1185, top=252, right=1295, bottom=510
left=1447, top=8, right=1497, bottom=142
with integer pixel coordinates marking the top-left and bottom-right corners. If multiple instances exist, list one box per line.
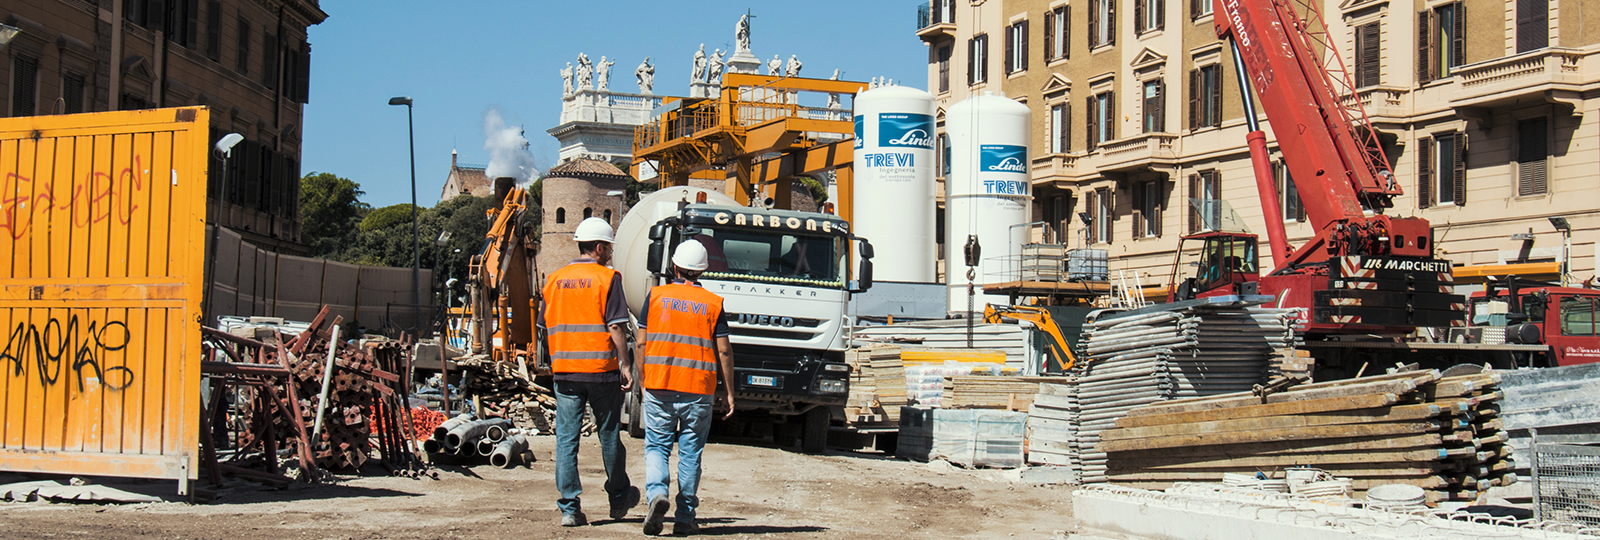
left=1167, top=232, right=1262, bottom=301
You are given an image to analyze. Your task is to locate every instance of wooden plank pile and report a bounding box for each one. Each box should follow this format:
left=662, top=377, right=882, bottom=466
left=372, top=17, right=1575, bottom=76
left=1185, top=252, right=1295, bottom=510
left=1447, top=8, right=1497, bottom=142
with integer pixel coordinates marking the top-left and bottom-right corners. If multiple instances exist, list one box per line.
left=942, top=376, right=1059, bottom=410
left=454, top=355, right=555, bottom=435
left=842, top=344, right=906, bottom=424
left=1026, top=382, right=1079, bottom=478
left=1096, top=369, right=1511, bottom=503
left=1074, top=306, right=1299, bottom=483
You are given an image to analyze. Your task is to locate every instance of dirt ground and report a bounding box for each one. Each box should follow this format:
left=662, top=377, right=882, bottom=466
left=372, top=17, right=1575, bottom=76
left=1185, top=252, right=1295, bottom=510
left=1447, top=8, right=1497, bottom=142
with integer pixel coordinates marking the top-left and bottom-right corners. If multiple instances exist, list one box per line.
left=0, top=433, right=1079, bottom=539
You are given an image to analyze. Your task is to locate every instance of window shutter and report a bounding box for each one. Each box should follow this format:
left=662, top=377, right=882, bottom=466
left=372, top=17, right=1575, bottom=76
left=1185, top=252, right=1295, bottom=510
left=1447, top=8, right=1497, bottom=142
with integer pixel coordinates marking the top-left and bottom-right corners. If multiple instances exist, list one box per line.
left=1022, top=20, right=1030, bottom=71
left=1108, top=0, right=1117, bottom=46
left=1189, top=69, right=1200, bottom=130
left=1152, top=182, right=1165, bottom=237
left=1518, top=118, right=1548, bottom=196
left=968, top=38, right=975, bottom=85
left=1209, top=70, right=1222, bottom=127
left=63, top=73, right=85, bottom=114
left=1191, top=0, right=1201, bottom=19
left=1005, top=25, right=1015, bottom=73
left=1086, top=95, right=1097, bottom=149
left=1045, top=10, right=1054, bottom=60
left=205, top=1, right=220, bottom=60
left=1451, top=3, right=1465, bottom=70
left=1132, top=182, right=1145, bottom=238
left=1106, top=189, right=1116, bottom=244
left=1065, top=7, right=1071, bottom=59
left=1357, top=23, right=1380, bottom=88
left=1188, top=173, right=1201, bottom=233
left=1064, top=102, right=1072, bottom=153
left=1417, top=11, right=1434, bottom=84
left=1156, top=0, right=1166, bottom=30
left=185, top=0, right=199, bottom=47
left=12, top=56, right=38, bottom=116
left=263, top=33, right=278, bottom=89
left=1089, top=0, right=1100, bottom=47
left=1086, top=190, right=1099, bottom=243
left=1418, top=136, right=1434, bottom=208
left=1517, top=0, right=1549, bottom=53
left=1108, top=90, right=1117, bottom=142
left=1452, top=131, right=1466, bottom=205
left=1136, top=0, right=1147, bottom=34
left=295, top=45, right=311, bottom=103
left=1153, top=80, right=1165, bottom=132
left=147, top=0, right=166, bottom=33
left=982, top=36, right=990, bottom=82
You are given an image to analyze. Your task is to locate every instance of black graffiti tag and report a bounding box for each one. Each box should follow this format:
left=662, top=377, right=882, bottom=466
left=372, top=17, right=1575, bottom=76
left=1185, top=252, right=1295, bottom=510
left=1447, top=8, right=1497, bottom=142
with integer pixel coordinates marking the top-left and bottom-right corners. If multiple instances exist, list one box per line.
left=0, top=314, right=136, bottom=392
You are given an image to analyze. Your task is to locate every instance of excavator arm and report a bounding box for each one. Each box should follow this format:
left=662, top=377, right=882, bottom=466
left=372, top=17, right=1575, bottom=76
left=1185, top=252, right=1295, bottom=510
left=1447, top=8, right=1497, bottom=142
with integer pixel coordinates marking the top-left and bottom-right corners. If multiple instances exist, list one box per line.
left=467, top=187, right=537, bottom=366
left=984, top=304, right=1080, bottom=373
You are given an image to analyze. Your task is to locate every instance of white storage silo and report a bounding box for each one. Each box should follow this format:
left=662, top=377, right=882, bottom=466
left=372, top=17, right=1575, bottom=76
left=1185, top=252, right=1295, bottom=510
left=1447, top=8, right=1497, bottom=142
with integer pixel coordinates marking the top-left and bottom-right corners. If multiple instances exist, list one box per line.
left=852, top=84, right=938, bottom=283
left=945, top=92, right=1032, bottom=316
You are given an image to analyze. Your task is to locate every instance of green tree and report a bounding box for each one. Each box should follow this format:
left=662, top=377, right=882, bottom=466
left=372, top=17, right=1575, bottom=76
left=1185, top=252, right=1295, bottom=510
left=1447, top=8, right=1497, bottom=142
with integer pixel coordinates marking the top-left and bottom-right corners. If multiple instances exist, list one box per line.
left=299, top=172, right=369, bottom=258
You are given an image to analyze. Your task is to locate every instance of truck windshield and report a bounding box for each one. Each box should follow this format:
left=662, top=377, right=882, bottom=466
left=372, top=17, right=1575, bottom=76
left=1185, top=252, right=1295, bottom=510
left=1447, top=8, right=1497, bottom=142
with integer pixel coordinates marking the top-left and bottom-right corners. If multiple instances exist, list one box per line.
left=688, top=228, right=845, bottom=289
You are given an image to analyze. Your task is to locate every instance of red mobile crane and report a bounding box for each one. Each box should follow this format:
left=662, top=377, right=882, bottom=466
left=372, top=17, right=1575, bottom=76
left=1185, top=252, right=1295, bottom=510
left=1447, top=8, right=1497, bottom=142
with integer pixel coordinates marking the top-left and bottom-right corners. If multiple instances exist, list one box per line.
left=1180, top=0, right=1600, bottom=373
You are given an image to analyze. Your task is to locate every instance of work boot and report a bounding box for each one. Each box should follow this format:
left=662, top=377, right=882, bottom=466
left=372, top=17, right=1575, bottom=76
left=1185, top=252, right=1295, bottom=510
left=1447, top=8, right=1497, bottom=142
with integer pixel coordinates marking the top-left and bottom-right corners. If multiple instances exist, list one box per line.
left=611, top=486, right=641, bottom=519
left=642, top=495, right=670, bottom=535
left=560, top=512, right=588, bottom=527
left=673, top=520, right=699, bottom=536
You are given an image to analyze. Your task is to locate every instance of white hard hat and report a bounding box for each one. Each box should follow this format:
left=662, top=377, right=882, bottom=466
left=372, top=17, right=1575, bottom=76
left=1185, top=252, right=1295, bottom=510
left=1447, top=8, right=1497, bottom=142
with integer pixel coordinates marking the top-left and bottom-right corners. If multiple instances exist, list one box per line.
left=573, top=217, right=615, bottom=243
left=672, top=240, right=710, bottom=272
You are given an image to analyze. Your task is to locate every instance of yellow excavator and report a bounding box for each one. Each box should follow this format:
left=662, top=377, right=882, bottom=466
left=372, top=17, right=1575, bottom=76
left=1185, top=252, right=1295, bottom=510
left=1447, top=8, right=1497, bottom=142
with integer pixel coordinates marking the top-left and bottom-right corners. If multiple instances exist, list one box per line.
left=983, top=304, right=1081, bottom=373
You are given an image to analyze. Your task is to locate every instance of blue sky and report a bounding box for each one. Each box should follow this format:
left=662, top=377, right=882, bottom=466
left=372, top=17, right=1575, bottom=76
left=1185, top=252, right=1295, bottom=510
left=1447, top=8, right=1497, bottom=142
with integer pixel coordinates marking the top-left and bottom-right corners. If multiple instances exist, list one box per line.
left=301, top=1, right=931, bottom=209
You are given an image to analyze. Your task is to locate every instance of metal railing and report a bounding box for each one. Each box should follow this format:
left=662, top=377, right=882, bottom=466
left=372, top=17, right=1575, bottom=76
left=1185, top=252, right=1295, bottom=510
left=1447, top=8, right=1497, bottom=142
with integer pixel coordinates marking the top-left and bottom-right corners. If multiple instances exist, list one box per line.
left=1533, top=442, right=1600, bottom=528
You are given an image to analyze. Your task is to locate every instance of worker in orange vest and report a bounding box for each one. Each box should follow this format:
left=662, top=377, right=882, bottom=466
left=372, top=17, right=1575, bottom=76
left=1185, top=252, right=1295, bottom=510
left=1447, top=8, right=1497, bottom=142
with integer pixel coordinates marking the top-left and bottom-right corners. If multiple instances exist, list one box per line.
left=539, top=217, right=639, bottom=527
left=636, top=240, right=735, bottom=536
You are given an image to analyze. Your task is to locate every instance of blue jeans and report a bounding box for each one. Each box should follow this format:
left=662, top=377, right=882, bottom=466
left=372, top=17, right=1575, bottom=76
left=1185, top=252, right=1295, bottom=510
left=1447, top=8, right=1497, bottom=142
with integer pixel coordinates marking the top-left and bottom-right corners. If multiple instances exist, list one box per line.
left=554, top=380, right=630, bottom=516
left=643, top=389, right=714, bottom=524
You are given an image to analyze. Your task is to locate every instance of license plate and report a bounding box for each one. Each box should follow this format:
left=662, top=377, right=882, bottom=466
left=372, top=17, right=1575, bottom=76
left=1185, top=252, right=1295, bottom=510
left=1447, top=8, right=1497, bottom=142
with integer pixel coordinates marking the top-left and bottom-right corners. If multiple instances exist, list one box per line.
left=747, top=375, right=777, bottom=387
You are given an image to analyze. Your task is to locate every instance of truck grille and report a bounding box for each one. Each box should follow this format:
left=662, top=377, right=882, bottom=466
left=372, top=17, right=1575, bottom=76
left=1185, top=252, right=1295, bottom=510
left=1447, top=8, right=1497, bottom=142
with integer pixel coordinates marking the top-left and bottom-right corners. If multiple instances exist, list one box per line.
left=731, top=327, right=817, bottom=341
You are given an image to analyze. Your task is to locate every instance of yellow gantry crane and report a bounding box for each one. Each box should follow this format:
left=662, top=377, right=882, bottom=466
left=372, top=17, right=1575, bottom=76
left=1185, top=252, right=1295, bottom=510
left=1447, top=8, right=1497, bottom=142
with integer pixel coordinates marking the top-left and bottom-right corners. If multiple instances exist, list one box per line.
left=631, top=73, right=868, bottom=222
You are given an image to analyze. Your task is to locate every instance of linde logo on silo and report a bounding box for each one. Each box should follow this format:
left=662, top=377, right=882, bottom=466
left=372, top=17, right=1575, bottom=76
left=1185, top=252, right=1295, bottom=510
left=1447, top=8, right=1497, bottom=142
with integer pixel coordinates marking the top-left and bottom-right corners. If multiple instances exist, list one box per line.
left=853, top=117, right=863, bottom=149
left=980, top=145, right=1028, bottom=174
left=878, top=113, right=934, bottom=149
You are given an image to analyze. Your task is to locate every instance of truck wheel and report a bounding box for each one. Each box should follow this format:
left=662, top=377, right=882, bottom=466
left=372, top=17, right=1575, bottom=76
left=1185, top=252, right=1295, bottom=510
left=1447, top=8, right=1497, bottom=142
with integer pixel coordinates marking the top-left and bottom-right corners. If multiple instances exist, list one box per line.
left=626, top=390, right=645, bottom=439
left=801, top=407, right=830, bottom=454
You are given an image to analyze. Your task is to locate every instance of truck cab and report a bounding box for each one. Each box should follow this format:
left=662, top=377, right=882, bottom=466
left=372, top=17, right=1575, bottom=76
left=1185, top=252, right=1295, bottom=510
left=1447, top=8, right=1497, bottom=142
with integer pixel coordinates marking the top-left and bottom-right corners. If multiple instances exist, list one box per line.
left=1167, top=232, right=1262, bottom=301
left=1466, top=278, right=1600, bottom=367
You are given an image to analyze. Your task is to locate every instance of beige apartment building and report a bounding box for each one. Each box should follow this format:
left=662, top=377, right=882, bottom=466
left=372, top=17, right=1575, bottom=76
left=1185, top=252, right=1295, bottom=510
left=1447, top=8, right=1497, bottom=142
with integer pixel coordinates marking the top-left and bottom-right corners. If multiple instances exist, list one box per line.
left=3, top=0, right=326, bottom=254
left=918, top=0, right=1600, bottom=292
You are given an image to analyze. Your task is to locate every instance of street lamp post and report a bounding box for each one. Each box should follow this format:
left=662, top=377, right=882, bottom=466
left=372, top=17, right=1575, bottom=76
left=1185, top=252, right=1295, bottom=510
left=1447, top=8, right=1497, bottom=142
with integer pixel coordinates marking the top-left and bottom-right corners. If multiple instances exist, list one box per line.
left=390, top=96, right=421, bottom=336
left=1550, top=216, right=1573, bottom=287
left=204, top=133, right=244, bottom=324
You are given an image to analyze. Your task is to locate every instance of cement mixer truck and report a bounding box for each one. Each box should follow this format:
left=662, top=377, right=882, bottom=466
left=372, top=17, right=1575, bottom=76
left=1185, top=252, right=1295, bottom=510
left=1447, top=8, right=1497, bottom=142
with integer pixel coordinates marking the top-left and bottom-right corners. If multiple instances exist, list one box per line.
left=613, top=186, right=873, bottom=452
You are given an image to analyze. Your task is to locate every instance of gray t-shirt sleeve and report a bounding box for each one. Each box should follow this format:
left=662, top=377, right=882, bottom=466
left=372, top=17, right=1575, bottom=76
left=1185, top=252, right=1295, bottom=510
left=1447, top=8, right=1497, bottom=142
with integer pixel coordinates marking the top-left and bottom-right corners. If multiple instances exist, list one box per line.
left=604, top=272, right=629, bottom=326
left=713, top=306, right=730, bottom=338
left=637, top=290, right=653, bottom=329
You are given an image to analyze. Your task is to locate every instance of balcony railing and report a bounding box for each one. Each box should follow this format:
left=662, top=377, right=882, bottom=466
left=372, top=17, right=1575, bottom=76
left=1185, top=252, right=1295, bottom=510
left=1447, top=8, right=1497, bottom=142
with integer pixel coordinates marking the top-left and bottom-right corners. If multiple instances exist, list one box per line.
left=1031, top=153, right=1079, bottom=179
left=1096, top=133, right=1178, bottom=171
left=1449, top=47, right=1588, bottom=108
left=917, top=1, right=956, bottom=40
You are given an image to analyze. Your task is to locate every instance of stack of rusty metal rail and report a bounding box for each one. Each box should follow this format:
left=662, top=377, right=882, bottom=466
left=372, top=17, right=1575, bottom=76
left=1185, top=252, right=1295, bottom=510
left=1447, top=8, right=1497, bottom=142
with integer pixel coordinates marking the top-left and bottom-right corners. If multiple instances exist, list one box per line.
left=1096, top=369, right=1510, bottom=503
left=199, top=306, right=425, bottom=482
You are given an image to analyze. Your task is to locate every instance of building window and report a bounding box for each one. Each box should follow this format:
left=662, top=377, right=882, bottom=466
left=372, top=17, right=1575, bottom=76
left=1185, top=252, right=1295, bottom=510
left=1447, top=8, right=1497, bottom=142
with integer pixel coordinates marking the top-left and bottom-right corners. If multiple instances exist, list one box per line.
left=264, top=33, right=279, bottom=89
left=604, top=209, right=613, bottom=222
left=1143, top=79, right=1165, bottom=133
left=937, top=45, right=951, bottom=93
left=1086, top=188, right=1113, bottom=244
left=940, top=133, right=951, bottom=176
left=1189, top=65, right=1222, bottom=130
left=1275, top=160, right=1306, bottom=222
left=1089, top=0, right=1116, bottom=48
left=62, top=73, right=86, bottom=114
left=1087, top=91, right=1114, bottom=150
left=1005, top=21, right=1029, bottom=74
left=556, top=208, right=566, bottom=224
left=205, top=1, right=222, bottom=60
left=583, top=207, right=593, bottom=220
left=1045, top=6, right=1069, bottom=61
left=1418, top=131, right=1465, bottom=207
left=1355, top=22, right=1380, bottom=88
left=1517, top=0, right=1549, bottom=53
left=11, top=55, right=38, bottom=117
left=1418, top=2, right=1464, bottom=83
left=968, top=34, right=989, bottom=85
left=1133, top=181, right=1162, bottom=238
left=166, top=0, right=201, bottom=48
left=1189, top=170, right=1221, bottom=233
left=1136, top=0, right=1165, bottom=34
left=1192, top=0, right=1213, bottom=19
left=1049, top=103, right=1070, bottom=153
left=1517, top=118, right=1548, bottom=196
left=933, top=0, right=956, bottom=25
left=236, top=17, right=251, bottom=75
left=120, top=93, right=153, bottom=111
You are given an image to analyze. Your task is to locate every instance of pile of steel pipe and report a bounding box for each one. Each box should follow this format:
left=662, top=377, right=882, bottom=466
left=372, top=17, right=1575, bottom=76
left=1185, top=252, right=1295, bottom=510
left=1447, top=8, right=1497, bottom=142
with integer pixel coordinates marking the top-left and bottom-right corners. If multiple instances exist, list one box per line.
left=1072, top=305, right=1302, bottom=484
left=423, top=416, right=531, bottom=467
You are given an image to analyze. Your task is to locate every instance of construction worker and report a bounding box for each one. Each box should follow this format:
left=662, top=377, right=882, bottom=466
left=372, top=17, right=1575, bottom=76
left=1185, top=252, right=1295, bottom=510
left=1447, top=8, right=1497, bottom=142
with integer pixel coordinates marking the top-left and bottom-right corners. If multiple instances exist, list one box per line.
left=635, top=241, right=736, bottom=536
left=540, top=217, right=639, bottom=527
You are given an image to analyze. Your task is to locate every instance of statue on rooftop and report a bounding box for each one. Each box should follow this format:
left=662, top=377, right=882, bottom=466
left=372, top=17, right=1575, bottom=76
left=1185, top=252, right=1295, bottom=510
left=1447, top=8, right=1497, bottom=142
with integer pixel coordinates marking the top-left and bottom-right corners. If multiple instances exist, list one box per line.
left=636, top=57, right=655, bottom=94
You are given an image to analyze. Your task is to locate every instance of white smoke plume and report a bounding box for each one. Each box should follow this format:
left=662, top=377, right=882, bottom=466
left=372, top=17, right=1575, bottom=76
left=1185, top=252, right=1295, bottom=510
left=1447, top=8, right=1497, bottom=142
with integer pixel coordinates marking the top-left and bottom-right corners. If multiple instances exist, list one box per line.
left=482, top=108, right=541, bottom=185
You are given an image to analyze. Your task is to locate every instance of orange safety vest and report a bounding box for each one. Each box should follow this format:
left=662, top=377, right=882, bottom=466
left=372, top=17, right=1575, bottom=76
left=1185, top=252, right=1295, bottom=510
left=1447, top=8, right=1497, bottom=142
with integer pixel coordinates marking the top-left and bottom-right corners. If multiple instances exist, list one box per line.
left=542, top=262, right=620, bottom=373
left=641, top=283, right=725, bottom=395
